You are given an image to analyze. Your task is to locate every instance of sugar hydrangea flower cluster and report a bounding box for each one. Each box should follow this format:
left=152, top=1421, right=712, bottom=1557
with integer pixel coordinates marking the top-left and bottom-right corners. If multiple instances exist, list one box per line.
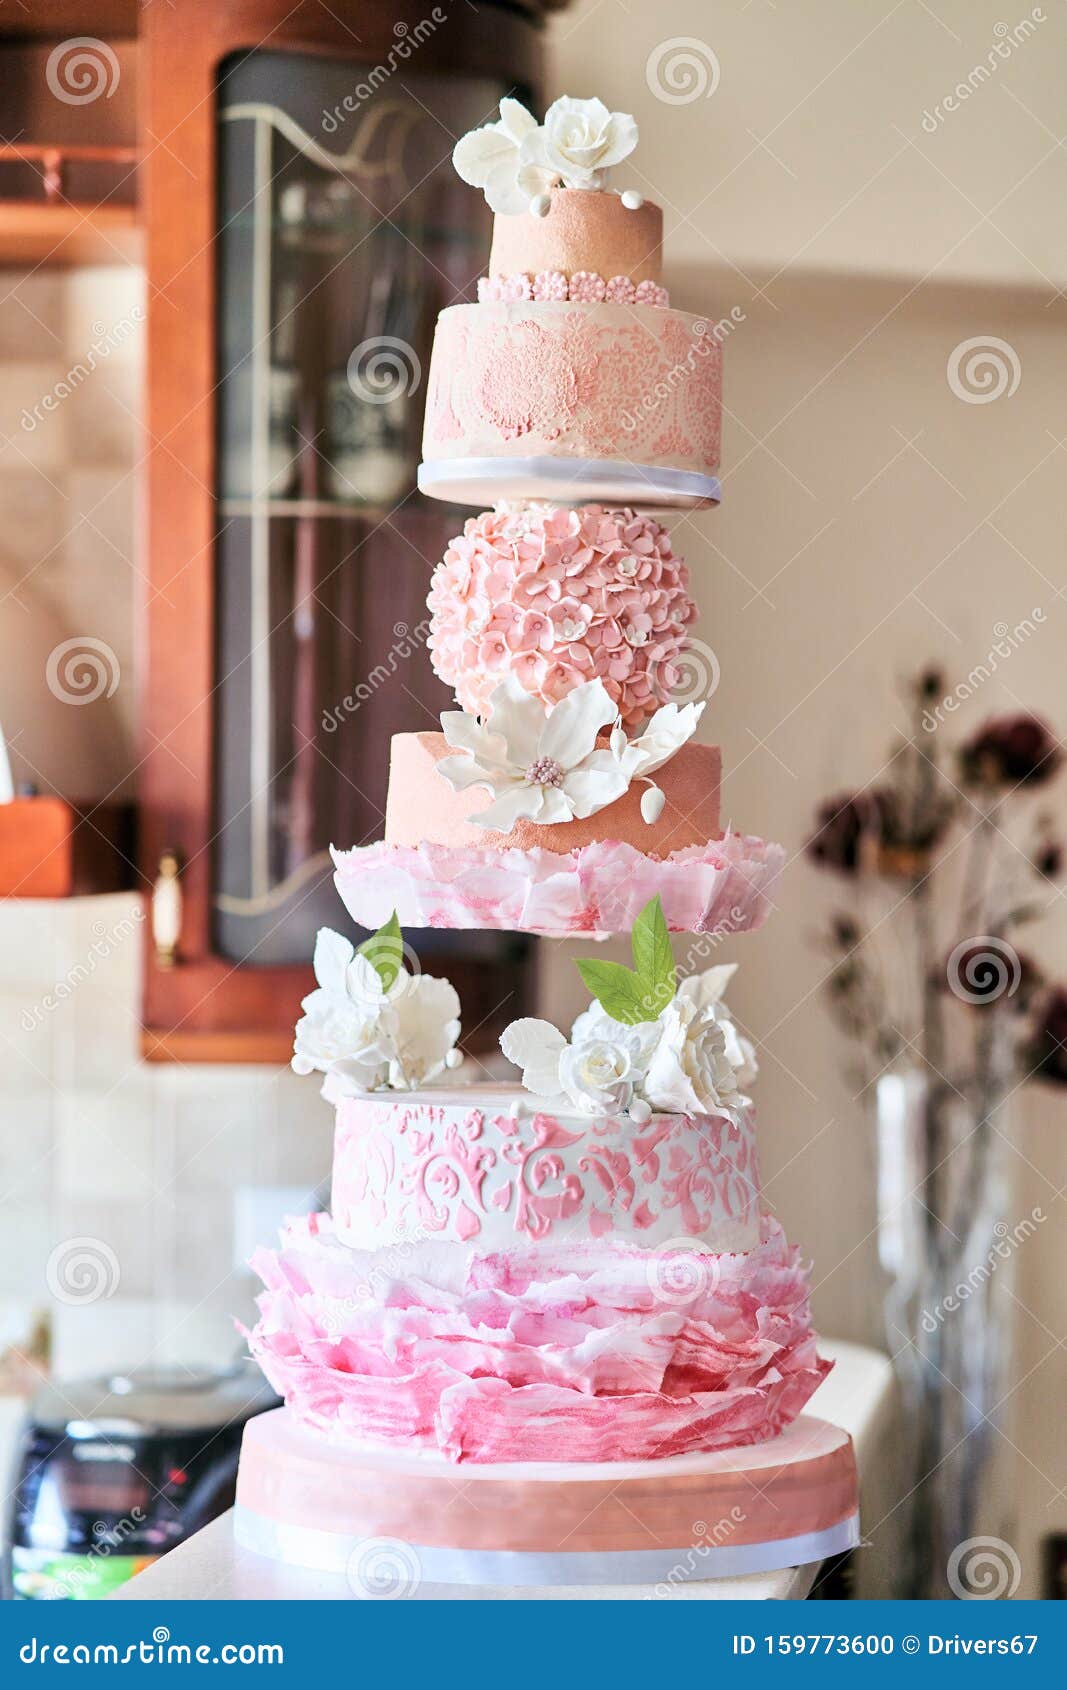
left=427, top=504, right=697, bottom=726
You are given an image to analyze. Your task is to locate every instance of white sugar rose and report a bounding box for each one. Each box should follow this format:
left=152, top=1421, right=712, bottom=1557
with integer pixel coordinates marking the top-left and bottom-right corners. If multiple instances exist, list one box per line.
left=293, top=926, right=462, bottom=1096
left=559, top=1036, right=635, bottom=1115
left=644, top=997, right=745, bottom=1118
left=569, top=1005, right=661, bottom=1075
left=519, top=96, right=638, bottom=194
left=292, top=932, right=398, bottom=1083
left=389, top=974, right=462, bottom=1089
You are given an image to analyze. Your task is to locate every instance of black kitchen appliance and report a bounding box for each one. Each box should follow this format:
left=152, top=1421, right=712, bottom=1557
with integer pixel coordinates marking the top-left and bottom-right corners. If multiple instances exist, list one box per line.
left=3, top=1363, right=276, bottom=1599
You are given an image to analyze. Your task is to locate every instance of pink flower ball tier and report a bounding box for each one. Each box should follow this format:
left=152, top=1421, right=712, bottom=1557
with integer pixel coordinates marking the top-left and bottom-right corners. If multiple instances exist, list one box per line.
left=427, top=504, right=697, bottom=727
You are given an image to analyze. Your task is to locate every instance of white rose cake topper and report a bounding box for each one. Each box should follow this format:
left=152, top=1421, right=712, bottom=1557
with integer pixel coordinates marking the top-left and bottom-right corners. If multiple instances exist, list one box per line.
left=453, top=94, right=641, bottom=215
left=501, top=894, right=758, bottom=1121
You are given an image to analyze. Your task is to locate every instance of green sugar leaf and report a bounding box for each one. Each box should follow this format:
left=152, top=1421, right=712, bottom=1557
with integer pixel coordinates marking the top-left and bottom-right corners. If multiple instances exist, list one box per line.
left=357, top=909, right=404, bottom=991
left=574, top=958, right=652, bottom=1026
left=631, top=895, right=676, bottom=1014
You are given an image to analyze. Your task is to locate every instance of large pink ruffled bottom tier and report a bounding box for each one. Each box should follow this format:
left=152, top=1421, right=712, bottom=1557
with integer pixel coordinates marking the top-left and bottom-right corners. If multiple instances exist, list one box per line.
left=244, top=1214, right=829, bottom=1465
left=331, top=832, right=784, bottom=938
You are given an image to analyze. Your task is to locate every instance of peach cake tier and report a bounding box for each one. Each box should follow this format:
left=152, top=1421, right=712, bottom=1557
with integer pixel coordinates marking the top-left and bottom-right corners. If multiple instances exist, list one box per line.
left=418, top=190, right=722, bottom=509
left=333, top=732, right=783, bottom=938
left=245, top=1087, right=830, bottom=1466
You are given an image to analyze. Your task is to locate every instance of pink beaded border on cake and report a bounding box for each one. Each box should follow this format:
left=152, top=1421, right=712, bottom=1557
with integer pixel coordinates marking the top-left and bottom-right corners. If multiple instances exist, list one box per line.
left=478, top=272, right=670, bottom=307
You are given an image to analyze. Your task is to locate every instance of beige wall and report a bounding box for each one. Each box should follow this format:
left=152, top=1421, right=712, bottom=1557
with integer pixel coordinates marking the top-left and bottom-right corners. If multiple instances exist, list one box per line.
left=546, top=0, right=1066, bottom=1596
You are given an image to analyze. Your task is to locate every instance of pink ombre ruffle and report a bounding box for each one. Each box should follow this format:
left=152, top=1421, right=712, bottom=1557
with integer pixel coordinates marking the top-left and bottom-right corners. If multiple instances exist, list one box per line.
left=331, top=832, right=784, bottom=938
left=244, top=1216, right=830, bottom=1464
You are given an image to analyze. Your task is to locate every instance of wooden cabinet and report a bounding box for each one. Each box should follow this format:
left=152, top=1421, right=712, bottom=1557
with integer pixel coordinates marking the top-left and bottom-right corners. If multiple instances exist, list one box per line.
left=139, top=1, right=544, bottom=1061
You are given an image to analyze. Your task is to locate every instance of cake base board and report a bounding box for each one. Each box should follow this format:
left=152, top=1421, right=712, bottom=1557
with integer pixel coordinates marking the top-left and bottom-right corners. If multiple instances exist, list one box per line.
left=418, top=455, right=722, bottom=511
left=235, top=1409, right=859, bottom=1590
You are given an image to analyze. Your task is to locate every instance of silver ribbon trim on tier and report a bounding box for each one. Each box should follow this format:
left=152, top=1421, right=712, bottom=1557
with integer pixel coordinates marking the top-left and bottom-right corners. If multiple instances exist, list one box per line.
left=417, top=457, right=722, bottom=510
left=234, top=1504, right=860, bottom=1588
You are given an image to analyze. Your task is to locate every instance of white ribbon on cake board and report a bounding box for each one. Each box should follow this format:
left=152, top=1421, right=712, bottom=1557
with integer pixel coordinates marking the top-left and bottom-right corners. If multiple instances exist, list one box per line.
left=234, top=1504, right=860, bottom=1590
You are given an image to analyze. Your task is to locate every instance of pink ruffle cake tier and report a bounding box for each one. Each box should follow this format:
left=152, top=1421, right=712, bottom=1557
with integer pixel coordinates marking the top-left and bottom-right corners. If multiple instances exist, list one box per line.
left=384, top=732, right=721, bottom=855
left=418, top=301, right=722, bottom=509
left=329, top=1086, right=762, bottom=1254
left=488, top=190, right=664, bottom=285
left=331, top=831, right=783, bottom=939
left=245, top=1212, right=829, bottom=1464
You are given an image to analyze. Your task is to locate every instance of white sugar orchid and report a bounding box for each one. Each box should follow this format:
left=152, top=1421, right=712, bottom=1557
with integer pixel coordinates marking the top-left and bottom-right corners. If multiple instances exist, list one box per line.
left=452, top=98, right=554, bottom=216
left=611, top=700, right=707, bottom=825
left=518, top=95, right=638, bottom=195
left=437, top=675, right=704, bottom=833
left=293, top=921, right=462, bottom=1096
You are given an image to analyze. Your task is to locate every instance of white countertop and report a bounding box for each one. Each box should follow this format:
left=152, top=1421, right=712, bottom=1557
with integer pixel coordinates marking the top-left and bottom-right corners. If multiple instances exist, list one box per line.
left=114, top=1340, right=895, bottom=1602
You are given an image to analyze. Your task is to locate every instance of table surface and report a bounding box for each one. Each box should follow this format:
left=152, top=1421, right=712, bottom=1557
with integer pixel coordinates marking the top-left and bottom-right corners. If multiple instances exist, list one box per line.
left=114, top=1339, right=894, bottom=1602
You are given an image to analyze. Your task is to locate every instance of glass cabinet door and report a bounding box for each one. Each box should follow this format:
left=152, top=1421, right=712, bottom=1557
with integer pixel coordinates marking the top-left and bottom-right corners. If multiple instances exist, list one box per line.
left=213, top=51, right=510, bottom=966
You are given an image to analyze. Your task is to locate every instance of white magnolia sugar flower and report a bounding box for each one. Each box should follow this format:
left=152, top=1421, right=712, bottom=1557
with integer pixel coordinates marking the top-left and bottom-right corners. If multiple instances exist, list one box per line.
left=452, top=98, right=553, bottom=216
left=518, top=96, right=638, bottom=194
left=293, top=925, right=461, bottom=1095
left=437, top=674, right=703, bottom=833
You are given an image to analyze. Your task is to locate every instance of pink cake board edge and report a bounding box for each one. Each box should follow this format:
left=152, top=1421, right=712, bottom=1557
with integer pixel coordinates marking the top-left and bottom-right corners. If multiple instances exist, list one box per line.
left=234, top=1409, right=860, bottom=1586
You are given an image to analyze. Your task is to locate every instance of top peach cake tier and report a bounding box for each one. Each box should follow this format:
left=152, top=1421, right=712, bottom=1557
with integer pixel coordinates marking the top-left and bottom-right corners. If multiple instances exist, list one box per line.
left=488, top=189, right=663, bottom=286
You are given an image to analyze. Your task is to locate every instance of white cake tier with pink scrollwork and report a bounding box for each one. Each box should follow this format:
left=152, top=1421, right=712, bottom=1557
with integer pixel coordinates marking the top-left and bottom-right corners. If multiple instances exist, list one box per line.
left=328, top=1084, right=762, bottom=1255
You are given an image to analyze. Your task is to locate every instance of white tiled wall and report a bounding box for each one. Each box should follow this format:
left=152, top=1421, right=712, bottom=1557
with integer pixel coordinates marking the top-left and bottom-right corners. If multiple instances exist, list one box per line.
left=0, top=895, right=333, bottom=1383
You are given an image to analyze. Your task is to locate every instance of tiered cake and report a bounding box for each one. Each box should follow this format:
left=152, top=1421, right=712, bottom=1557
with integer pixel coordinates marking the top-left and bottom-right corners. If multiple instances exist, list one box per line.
left=237, top=96, right=859, bottom=1592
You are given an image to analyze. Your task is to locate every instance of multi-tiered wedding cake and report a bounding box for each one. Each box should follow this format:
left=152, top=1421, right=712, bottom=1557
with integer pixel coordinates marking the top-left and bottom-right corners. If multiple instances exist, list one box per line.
left=236, top=97, right=859, bottom=1592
